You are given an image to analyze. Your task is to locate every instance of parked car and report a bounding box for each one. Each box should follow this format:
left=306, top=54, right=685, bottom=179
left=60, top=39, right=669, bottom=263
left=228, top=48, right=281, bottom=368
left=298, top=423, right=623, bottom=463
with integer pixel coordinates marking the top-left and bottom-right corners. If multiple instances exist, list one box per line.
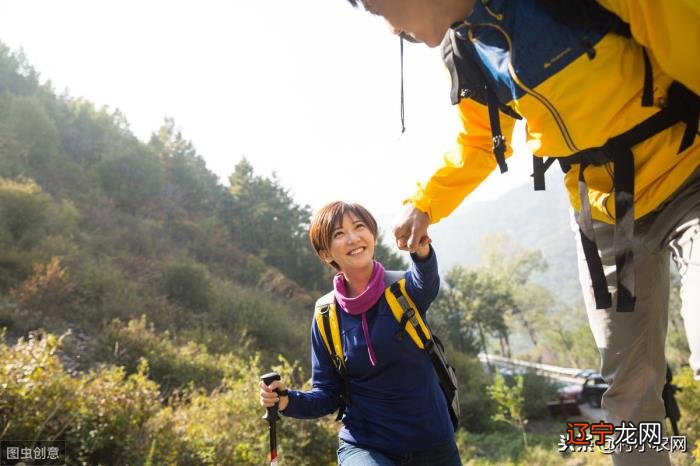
left=580, top=373, right=608, bottom=408
left=575, top=368, right=597, bottom=379
left=557, top=382, right=583, bottom=402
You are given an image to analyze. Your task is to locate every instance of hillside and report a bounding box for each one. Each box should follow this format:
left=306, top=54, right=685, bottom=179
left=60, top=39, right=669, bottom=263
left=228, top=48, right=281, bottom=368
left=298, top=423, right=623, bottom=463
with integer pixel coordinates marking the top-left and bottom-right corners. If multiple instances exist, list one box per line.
left=429, top=173, right=585, bottom=308
left=1, top=40, right=698, bottom=466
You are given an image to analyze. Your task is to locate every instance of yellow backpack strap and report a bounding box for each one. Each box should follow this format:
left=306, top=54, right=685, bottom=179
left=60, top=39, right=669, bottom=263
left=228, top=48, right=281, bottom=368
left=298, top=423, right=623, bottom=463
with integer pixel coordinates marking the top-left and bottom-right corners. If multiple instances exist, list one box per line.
left=384, top=278, right=432, bottom=349
left=314, top=291, right=345, bottom=371
left=314, top=291, right=350, bottom=420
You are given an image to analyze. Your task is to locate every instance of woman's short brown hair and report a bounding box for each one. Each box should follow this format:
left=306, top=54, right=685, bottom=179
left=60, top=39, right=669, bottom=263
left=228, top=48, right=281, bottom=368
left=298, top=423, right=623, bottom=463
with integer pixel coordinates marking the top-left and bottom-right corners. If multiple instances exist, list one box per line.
left=309, top=201, right=378, bottom=270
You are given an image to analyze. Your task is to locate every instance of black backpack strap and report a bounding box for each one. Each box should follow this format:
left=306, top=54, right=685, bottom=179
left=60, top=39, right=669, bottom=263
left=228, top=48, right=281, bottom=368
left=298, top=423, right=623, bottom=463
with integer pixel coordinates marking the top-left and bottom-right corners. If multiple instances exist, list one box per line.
left=564, top=82, right=698, bottom=312
left=443, top=22, right=522, bottom=175
left=532, top=156, right=558, bottom=191
left=385, top=280, right=461, bottom=431
left=640, top=48, right=654, bottom=107
left=487, top=87, right=509, bottom=174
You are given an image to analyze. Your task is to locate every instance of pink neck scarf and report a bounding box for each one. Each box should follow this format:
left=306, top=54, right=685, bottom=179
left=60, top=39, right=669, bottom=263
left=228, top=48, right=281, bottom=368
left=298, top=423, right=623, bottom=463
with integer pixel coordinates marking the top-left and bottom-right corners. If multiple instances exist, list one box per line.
left=333, top=261, right=385, bottom=366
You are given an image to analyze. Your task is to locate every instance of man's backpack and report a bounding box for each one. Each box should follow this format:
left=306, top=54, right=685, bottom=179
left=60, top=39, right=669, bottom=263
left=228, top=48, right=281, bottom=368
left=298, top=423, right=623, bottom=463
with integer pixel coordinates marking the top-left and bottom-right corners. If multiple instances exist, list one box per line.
left=441, top=0, right=699, bottom=313
left=313, top=271, right=461, bottom=432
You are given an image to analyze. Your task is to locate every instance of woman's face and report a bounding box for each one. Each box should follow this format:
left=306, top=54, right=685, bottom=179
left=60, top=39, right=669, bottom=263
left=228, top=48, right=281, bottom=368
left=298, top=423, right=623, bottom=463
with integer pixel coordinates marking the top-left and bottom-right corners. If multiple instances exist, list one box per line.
left=322, top=213, right=376, bottom=273
left=361, top=0, right=465, bottom=48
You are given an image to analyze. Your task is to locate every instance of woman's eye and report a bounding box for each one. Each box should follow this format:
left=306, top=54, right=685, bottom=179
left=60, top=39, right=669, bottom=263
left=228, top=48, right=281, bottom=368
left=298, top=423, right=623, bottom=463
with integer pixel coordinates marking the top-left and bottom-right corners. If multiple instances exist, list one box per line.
left=333, top=231, right=343, bottom=239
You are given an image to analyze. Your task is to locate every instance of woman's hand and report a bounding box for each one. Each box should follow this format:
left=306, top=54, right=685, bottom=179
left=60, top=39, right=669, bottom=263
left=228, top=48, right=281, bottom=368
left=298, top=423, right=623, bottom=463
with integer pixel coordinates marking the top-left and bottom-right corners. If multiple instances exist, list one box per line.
left=259, top=378, right=289, bottom=411
left=414, top=239, right=432, bottom=261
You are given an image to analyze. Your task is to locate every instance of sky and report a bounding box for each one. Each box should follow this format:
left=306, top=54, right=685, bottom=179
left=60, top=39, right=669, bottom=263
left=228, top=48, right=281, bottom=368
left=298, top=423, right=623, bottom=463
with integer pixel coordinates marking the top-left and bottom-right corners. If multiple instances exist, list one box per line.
left=0, top=0, right=532, bottom=232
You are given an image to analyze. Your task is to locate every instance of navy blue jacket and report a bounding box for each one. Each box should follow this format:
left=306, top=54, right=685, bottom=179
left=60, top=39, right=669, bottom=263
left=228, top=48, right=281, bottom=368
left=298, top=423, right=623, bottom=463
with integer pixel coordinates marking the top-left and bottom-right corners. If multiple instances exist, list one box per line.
left=282, top=247, right=453, bottom=455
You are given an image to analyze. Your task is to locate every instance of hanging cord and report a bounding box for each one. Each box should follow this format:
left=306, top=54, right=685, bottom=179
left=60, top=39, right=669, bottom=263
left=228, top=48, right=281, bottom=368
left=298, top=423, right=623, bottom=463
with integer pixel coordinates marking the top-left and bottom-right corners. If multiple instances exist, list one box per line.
left=400, top=35, right=406, bottom=133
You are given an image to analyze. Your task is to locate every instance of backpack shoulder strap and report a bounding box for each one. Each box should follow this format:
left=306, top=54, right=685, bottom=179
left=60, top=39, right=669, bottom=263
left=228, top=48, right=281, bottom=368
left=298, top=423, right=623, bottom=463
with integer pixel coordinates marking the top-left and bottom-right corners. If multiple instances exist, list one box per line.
left=314, top=291, right=351, bottom=420
left=384, top=278, right=432, bottom=350
left=314, top=291, right=344, bottom=371
left=384, top=276, right=462, bottom=431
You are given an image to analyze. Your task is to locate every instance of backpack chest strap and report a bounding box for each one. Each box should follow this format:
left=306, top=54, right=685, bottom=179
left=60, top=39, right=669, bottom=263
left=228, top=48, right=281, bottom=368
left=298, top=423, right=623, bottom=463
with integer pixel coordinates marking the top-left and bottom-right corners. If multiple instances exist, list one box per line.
left=384, top=279, right=432, bottom=349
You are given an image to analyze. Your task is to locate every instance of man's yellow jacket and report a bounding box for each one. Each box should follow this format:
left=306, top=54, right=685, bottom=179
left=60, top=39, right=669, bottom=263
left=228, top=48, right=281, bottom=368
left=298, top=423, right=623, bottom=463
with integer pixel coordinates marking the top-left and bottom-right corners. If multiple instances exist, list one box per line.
left=409, top=0, right=699, bottom=225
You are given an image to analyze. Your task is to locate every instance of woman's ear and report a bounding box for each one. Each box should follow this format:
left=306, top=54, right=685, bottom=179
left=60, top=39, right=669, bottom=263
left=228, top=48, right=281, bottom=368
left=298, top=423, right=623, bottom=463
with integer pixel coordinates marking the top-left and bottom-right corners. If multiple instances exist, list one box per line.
left=319, top=250, right=332, bottom=263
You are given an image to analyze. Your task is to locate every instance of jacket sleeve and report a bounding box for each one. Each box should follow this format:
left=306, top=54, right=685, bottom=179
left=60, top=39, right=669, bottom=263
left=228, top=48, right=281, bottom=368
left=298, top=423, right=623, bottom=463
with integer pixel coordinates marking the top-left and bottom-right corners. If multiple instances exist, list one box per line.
left=403, top=244, right=440, bottom=315
left=406, top=98, right=517, bottom=224
left=280, top=319, right=342, bottom=419
left=597, top=0, right=700, bottom=95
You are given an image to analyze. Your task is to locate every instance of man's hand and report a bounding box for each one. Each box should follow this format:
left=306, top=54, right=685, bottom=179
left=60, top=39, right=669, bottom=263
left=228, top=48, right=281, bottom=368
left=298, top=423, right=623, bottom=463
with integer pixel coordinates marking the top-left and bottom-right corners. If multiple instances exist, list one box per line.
left=392, top=203, right=431, bottom=253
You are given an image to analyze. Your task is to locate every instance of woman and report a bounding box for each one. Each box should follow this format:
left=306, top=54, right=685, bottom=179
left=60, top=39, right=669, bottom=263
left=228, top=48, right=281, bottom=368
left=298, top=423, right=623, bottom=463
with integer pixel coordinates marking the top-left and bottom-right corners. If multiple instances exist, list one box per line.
left=258, top=201, right=460, bottom=465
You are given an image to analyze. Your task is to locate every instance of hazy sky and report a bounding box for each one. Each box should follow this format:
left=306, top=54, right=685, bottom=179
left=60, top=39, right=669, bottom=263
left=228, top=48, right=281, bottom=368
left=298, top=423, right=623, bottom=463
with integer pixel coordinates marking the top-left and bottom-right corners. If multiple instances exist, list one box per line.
left=0, top=0, right=532, bottom=228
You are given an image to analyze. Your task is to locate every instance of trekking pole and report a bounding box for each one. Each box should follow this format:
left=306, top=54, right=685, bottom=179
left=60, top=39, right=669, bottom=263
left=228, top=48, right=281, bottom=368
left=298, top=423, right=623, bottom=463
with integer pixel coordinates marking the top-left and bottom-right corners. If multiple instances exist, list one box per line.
left=260, top=371, right=282, bottom=466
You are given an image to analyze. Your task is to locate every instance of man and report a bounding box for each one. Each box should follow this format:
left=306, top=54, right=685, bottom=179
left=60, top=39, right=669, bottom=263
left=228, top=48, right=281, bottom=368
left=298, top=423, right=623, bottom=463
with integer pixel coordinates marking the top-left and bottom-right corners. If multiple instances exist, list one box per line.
left=345, top=1, right=698, bottom=465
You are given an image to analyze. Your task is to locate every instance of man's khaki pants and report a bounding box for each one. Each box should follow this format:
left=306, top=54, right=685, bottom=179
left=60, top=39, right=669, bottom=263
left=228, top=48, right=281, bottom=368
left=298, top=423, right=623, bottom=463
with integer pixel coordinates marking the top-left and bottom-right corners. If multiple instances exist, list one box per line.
left=573, top=168, right=700, bottom=466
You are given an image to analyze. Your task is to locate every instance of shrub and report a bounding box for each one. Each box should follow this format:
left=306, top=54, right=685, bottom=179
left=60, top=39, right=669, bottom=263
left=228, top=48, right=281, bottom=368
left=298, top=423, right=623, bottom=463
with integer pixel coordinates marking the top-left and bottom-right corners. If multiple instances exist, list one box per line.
left=521, top=370, right=559, bottom=420
left=12, top=256, right=77, bottom=325
left=675, top=366, right=700, bottom=463
left=71, top=360, right=161, bottom=465
left=0, top=177, right=50, bottom=249
left=102, top=316, right=228, bottom=394
left=160, top=260, right=212, bottom=312
left=0, top=332, right=78, bottom=441
left=450, top=351, right=497, bottom=432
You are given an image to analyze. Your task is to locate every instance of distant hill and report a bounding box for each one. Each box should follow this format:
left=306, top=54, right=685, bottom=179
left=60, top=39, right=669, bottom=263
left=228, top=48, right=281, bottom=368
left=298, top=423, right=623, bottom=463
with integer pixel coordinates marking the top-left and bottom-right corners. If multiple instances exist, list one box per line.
left=426, top=172, right=585, bottom=308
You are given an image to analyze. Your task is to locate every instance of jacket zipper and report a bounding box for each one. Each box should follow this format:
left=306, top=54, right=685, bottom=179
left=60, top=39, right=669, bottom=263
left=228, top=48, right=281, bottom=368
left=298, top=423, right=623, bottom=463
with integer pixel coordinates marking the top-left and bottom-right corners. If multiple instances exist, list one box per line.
left=467, top=22, right=581, bottom=152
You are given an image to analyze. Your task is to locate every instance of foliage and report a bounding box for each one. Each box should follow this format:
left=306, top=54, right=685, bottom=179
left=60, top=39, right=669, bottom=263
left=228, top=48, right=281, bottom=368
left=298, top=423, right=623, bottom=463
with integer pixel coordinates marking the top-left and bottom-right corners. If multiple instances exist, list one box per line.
left=11, top=256, right=77, bottom=329
left=0, top=44, right=39, bottom=97
left=101, top=317, right=229, bottom=394
left=488, top=373, right=528, bottom=449
left=520, top=370, right=559, bottom=420
left=6, top=95, right=60, bottom=167
left=675, top=366, right=700, bottom=464
left=456, top=428, right=615, bottom=465
left=97, top=144, right=163, bottom=212
left=226, top=158, right=328, bottom=290
left=149, top=118, right=225, bottom=217
left=0, top=332, right=77, bottom=441
left=448, top=351, right=497, bottom=432
left=432, top=265, right=513, bottom=356
left=0, top=177, right=50, bottom=249
left=374, top=235, right=407, bottom=271
left=0, top=330, right=338, bottom=466
left=159, top=259, right=212, bottom=312
left=0, top=177, right=53, bottom=292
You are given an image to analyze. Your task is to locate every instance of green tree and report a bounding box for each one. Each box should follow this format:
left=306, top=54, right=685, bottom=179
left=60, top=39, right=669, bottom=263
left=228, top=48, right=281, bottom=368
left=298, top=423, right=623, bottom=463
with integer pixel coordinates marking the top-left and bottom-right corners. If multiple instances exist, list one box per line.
left=374, top=236, right=407, bottom=271
left=432, top=265, right=514, bottom=358
left=0, top=44, right=39, bottom=97
left=488, top=372, right=528, bottom=449
left=98, top=144, right=163, bottom=212
left=6, top=95, right=60, bottom=167
left=226, top=158, right=326, bottom=290
left=149, top=119, right=224, bottom=216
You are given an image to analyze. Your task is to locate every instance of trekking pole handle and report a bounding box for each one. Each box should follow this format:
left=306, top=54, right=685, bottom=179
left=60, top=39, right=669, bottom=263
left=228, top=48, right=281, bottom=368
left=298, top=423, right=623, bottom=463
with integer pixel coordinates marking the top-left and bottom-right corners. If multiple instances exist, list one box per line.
left=261, top=372, right=282, bottom=421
